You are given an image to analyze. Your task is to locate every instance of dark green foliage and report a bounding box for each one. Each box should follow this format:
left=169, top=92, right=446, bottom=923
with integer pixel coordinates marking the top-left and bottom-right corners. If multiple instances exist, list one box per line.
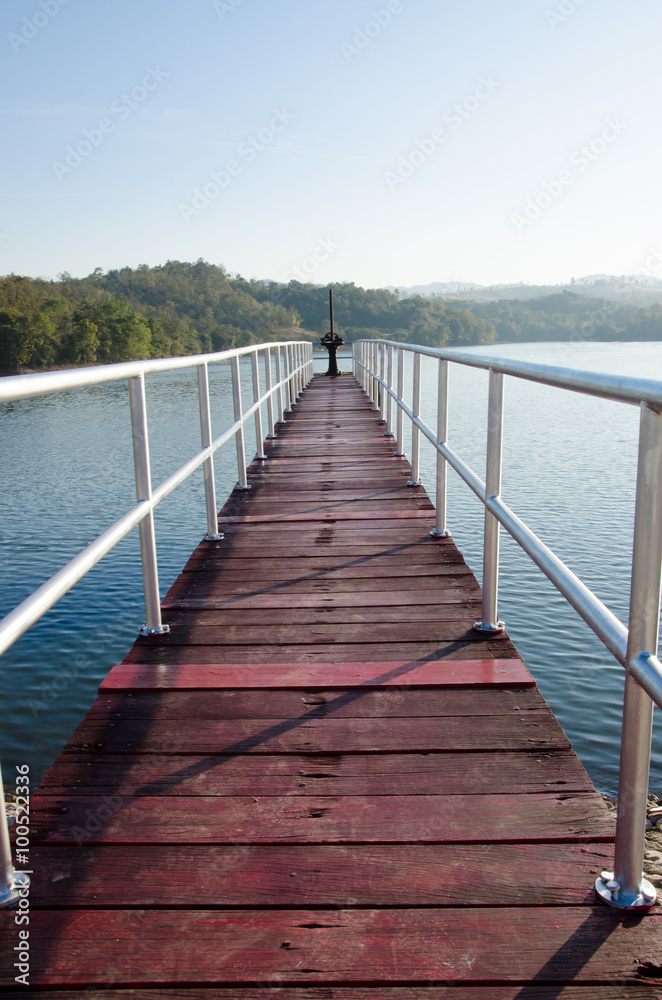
left=449, top=291, right=662, bottom=343
left=0, top=261, right=498, bottom=369
left=3, top=261, right=659, bottom=371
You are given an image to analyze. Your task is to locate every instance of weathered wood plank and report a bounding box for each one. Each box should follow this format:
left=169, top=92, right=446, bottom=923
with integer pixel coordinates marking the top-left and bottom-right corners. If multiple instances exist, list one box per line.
left=218, top=510, right=437, bottom=524
left=66, top=711, right=567, bottom=753
left=26, top=842, right=612, bottom=907
left=161, top=589, right=482, bottom=611
left=13, top=989, right=662, bottom=999
left=87, top=687, right=547, bottom=719
left=121, top=641, right=520, bottom=664
left=102, top=659, right=531, bottom=690
left=136, top=623, right=508, bottom=646
left=162, top=604, right=484, bottom=626
left=164, top=573, right=478, bottom=597
left=184, top=551, right=459, bottom=569
left=180, top=566, right=469, bottom=584
left=28, top=792, right=611, bottom=844
left=3, top=908, right=658, bottom=986
left=40, top=750, right=594, bottom=796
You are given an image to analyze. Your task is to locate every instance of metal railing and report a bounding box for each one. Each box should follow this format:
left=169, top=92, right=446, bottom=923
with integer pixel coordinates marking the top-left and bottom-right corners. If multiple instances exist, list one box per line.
left=354, top=337, right=662, bottom=913
left=0, top=339, right=313, bottom=905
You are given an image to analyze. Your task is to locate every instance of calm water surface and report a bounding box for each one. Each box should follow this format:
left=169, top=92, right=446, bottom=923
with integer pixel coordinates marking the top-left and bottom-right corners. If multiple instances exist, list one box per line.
left=1, top=344, right=661, bottom=796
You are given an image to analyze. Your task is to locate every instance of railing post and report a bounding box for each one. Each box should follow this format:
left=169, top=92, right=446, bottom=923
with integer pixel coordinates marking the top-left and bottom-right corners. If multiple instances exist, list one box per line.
left=407, top=352, right=422, bottom=486
left=275, top=346, right=284, bottom=424
left=384, top=345, right=394, bottom=437
left=0, top=761, right=30, bottom=907
left=370, top=342, right=379, bottom=411
left=231, top=355, right=249, bottom=490
left=264, top=347, right=276, bottom=438
left=431, top=358, right=450, bottom=537
left=251, top=349, right=267, bottom=460
left=395, top=348, right=405, bottom=457
left=129, top=373, right=170, bottom=636
left=283, top=345, right=292, bottom=414
left=290, top=344, right=298, bottom=405
left=197, top=363, right=223, bottom=541
left=378, top=343, right=385, bottom=423
left=596, top=403, right=661, bottom=911
left=475, top=370, right=505, bottom=633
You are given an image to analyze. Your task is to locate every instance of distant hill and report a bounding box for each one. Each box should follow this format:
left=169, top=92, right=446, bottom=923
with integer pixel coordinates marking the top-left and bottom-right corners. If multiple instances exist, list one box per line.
left=0, top=261, right=496, bottom=369
left=388, top=275, right=662, bottom=307
left=2, top=262, right=662, bottom=370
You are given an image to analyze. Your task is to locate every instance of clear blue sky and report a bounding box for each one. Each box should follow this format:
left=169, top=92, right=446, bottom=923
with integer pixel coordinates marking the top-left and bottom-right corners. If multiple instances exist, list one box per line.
left=1, top=0, right=659, bottom=288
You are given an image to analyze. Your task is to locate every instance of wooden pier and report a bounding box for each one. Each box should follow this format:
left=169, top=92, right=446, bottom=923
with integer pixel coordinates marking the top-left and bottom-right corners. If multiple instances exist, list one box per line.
left=2, top=374, right=661, bottom=996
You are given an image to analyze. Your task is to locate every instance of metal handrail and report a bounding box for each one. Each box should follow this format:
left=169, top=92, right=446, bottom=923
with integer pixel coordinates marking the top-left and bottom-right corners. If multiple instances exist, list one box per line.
left=0, top=339, right=313, bottom=906
left=354, top=337, right=661, bottom=913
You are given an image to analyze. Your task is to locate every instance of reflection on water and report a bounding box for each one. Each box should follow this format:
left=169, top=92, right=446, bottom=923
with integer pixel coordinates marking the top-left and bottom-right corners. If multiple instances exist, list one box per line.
left=1, top=344, right=661, bottom=794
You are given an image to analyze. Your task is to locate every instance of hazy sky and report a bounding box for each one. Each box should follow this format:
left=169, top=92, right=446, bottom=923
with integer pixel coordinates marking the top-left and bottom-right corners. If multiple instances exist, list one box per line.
left=1, top=0, right=659, bottom=288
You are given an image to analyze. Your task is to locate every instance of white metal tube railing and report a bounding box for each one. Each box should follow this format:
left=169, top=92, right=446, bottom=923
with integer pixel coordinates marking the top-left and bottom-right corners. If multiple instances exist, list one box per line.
left=252, top=351, right=266, bottom=461
left=129, top=374, right=168, bottom=636
left=431, top=359, right=449, bottom=538
left=0, top=339, right=311, bottom=904
left=197, top=363, right=223, bottom=542
left=476, top=371, right=505, bottom=634
left=354, top=337, right=662, bottom=912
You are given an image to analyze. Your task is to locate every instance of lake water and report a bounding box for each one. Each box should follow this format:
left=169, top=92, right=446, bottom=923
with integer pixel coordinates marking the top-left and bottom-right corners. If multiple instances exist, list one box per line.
left=1, top=343, right=661, bottom=796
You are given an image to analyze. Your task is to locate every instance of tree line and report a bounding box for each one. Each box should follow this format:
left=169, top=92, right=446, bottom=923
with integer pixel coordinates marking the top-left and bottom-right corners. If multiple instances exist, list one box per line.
left=1, top=260, right=660, bottom=370
left=0, top=260, right=496, bottom=369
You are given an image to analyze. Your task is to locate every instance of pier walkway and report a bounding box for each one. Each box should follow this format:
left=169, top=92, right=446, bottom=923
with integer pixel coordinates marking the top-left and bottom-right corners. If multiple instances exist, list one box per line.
left=3, top=374, right=661, bottom=996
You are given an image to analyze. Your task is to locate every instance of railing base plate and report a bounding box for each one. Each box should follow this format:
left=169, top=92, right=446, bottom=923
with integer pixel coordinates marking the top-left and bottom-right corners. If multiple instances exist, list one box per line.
left=0, top=870, right=30, bottom=909
left=595, top=872, right=657, bottom=911
left=473, top=620, right=506, bottom=634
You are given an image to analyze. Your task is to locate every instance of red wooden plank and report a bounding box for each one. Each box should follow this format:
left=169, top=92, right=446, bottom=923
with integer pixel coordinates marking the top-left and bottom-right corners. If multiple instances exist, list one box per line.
left=120, top=641, right=521, bottom=664
left=3, top=908, right=658, bottom=986
left=140, top=623, right=507, bottom=646
left=28, top=792, right=610, bottom=844
left=181, top=566, right=468, bottom=583
left=218, top=510, right=437, bottom=524
left=162, top=605, right=484, bottom=626
left=66, top=711, right=567, bottom=754
left=101, top=658, right=533, bottom=690
left=88, top=687, right=546, bottom=720
left=14, top=989, right=661, bottom=999
left=161, top=589, right=482, bottom=611
left=26, top=842, right=612, bottom=906
left=165, top=574, right=477, bottom=597
left=40, top=750, right=594, bottom=796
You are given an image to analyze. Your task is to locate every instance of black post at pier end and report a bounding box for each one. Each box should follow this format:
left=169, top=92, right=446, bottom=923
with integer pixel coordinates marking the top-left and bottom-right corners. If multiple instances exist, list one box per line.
left=320, top=288, right=344, bottom=376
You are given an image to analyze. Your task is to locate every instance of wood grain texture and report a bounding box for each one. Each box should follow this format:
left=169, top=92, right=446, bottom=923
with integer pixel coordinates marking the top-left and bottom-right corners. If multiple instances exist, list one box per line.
left=40, top=750, right=595, bottom=796
left=121, top=641, right=521, bottom=664
left=28, top=792, right=613, bottom=844
left=2, top=908, right=659, bottom=986
left=66, top=711, right=568, bottom=754
left=12, top=990, right=662, bottom=1000
left=87, top=686, right=548, bottom=719
left=101, top=659, right=532, bottom=690
left=27, top=842, right=612, bottom=906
